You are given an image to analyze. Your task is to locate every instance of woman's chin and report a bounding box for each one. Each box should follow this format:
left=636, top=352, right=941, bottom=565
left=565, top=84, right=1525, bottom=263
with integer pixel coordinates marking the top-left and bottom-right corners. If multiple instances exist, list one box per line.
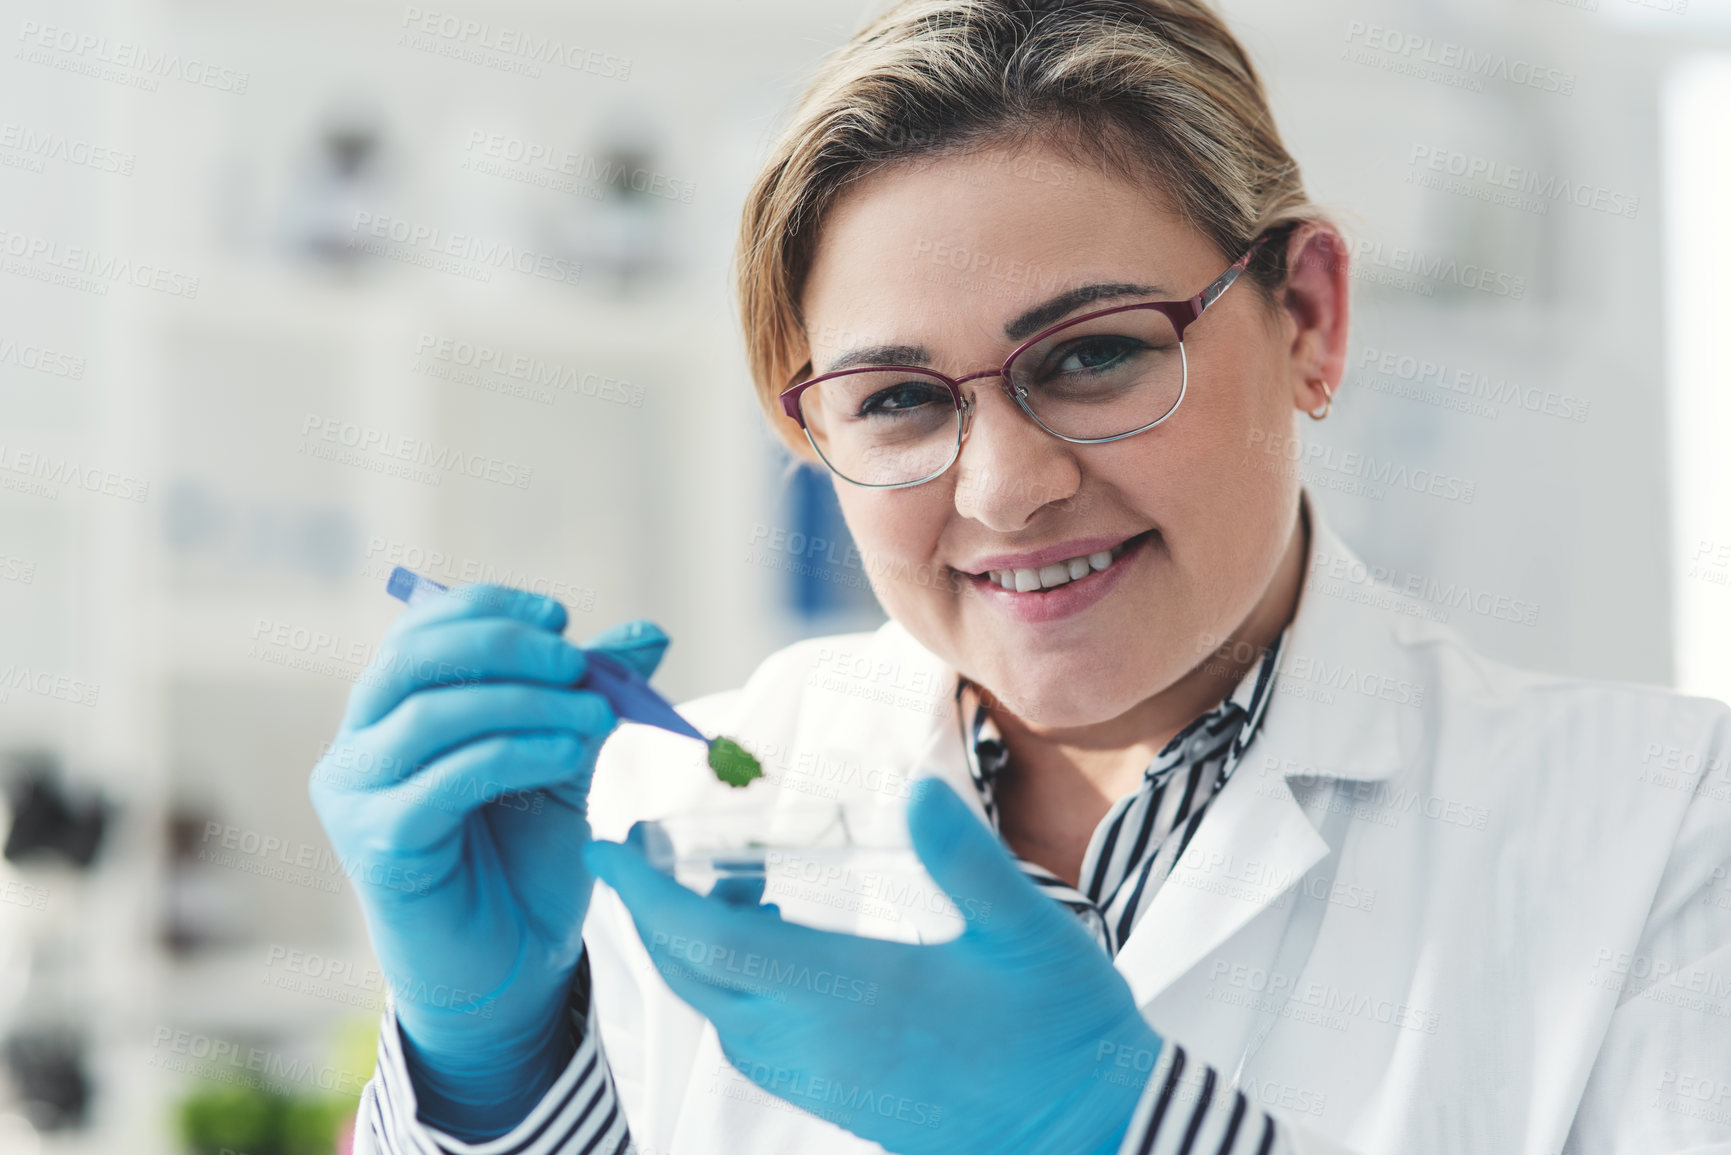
left=970, top=667, right=1153, bottom=730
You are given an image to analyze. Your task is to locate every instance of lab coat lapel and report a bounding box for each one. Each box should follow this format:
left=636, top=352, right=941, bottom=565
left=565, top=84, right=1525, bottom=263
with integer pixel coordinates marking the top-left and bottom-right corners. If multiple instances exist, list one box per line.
left=784, top=621, right=970, bottom=804
left=796, top=620, right=978, bottom=815
left=1113, top=752, right=1328, bottom=1004
left=1113, top=504, right=1411, bottom=1005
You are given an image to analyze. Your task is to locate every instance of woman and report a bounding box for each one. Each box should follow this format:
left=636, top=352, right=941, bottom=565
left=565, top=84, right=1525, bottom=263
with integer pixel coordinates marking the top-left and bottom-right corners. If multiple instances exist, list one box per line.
left=311, top=1, right=1731, bottom=1152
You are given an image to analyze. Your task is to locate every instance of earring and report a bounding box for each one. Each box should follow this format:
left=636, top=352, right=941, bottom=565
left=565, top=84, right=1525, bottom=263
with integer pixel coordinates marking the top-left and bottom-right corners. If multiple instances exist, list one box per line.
left=1307, top=380, right=1334, bottom=421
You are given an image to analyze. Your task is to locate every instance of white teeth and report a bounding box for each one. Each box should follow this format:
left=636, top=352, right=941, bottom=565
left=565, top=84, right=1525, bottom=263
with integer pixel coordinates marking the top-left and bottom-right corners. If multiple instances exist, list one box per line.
left=983, top=541, right=1134, bottom=593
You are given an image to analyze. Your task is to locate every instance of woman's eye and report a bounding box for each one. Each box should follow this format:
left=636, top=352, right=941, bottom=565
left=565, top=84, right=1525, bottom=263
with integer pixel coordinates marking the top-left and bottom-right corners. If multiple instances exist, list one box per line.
left=1051, top=335, right=1143, bottom=375
left=858, top=381, right=943, bottom=416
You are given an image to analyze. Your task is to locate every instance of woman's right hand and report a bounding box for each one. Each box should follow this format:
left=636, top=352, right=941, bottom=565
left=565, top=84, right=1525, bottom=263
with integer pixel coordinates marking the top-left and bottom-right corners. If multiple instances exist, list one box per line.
left=308, top=583, right=668, bottom=1137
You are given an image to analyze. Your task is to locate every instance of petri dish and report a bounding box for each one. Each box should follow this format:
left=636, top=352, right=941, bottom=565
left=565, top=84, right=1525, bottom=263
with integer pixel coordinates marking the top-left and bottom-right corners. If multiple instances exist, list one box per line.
left=639, top=797, right=910, bottom=890
left=637, top=795, right=975, bottom=942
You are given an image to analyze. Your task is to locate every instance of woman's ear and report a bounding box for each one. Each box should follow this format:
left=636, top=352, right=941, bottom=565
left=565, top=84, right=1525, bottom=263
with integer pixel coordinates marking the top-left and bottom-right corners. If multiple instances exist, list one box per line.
left=768, top=353, right=825, bottom=461
left=1278, top=224, right=1351, bottom=417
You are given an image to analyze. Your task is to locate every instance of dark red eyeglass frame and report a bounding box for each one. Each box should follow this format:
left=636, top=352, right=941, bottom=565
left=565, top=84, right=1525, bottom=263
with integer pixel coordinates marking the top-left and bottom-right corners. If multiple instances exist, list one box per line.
left=778, top=237, right=1268, bottom=444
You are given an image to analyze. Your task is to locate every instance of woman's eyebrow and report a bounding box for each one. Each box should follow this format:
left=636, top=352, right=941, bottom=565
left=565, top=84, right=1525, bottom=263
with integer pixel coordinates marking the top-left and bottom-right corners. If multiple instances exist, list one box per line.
left=822, top=343, right=930, bottom=374
left=820, top=282, right=1161, bottom=373
left=1004, top=282, right=1160, bottom=342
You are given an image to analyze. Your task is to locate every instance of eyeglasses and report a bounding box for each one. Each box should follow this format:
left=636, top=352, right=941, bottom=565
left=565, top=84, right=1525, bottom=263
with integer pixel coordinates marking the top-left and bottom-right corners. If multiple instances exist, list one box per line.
left=779, top=241, right=1263, bottom=488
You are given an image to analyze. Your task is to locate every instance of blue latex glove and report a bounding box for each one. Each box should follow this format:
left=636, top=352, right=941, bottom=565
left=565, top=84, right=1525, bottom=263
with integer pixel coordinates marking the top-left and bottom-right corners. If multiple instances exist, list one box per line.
left=585, top=777, right=1164, bottom=1155
left=308, top=583, right=669, bottom=1140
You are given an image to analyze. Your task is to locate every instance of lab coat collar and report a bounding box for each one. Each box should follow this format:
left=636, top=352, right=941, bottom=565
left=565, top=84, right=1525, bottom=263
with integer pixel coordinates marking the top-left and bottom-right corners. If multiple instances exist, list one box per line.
left=879, top=491, right=1416, bottom=1001
left=1252, top=493, right=1412, bottom=789
left=1114, top=495, right=1417, bottom=1000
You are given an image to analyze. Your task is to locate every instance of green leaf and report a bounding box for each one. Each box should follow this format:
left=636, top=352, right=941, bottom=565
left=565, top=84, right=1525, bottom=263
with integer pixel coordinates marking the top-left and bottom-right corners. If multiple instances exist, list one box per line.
left=707, top=737, right=762, bottom=788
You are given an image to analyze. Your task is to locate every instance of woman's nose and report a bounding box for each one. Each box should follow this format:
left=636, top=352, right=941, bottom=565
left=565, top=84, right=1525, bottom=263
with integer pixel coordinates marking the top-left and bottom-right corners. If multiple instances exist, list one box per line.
left=950, top=381, right=1083, bottom=532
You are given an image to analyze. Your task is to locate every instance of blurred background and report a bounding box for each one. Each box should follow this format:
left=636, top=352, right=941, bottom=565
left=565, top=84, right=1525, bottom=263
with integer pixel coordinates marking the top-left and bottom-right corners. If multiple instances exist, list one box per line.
left=0, top=0, right=1728, bottom=1150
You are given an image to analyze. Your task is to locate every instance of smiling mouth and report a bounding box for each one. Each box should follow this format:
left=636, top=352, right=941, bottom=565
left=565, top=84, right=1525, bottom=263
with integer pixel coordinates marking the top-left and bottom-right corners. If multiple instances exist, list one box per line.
left=972, top=530, right=1154, bottom=593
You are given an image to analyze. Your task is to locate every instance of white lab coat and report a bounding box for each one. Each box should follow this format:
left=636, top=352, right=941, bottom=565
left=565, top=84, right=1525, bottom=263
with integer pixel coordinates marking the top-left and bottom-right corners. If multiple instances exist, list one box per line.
left=581, top=506, right=1731, bottom=1155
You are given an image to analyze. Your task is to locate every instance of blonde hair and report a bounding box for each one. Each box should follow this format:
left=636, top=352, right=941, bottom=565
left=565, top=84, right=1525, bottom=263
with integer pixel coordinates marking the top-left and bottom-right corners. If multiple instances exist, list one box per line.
left=735, top=0, right=1326, bottom=445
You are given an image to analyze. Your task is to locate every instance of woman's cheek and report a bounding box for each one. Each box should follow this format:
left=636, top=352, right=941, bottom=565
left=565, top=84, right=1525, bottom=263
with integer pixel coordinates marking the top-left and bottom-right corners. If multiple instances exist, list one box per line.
left=838, top=492, right=951, bottom=607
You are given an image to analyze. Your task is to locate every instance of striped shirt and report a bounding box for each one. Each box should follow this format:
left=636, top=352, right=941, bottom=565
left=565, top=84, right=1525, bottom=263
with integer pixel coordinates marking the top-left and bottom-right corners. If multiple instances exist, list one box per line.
left=356, top=637, right=1297, bottom=1155
left=357, top=953, right=634, bottom=1155
left=958, top=632, right=1285, bottom=956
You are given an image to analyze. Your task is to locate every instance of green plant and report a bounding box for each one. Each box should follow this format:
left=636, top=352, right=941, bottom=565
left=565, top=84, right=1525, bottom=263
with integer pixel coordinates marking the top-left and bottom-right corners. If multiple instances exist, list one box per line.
left=176, top=1085, right=354, bottom=1155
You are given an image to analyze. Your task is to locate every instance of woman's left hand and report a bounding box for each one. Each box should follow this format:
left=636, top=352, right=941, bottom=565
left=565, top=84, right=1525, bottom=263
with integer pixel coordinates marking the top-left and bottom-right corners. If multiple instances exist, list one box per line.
left=585, top=778, right=1163, bottom=1155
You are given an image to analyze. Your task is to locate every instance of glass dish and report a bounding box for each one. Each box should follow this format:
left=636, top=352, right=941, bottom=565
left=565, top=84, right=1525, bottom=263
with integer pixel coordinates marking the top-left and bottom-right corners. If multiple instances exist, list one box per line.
left=637, top=797, right=976, bottom=942
left=639, top=797, right=910, bottom=889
